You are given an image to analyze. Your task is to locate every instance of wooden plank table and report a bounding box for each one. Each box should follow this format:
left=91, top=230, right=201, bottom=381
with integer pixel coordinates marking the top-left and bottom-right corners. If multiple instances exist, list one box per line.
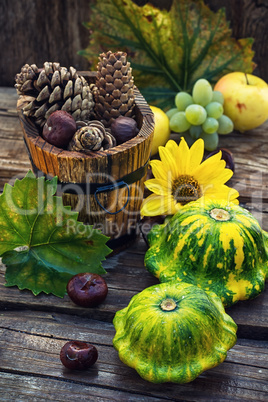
left=0, top=87, right=267, bottom=401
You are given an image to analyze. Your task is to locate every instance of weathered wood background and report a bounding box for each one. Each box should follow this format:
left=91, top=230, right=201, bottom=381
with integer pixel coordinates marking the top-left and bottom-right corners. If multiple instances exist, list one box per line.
left=0, top=0, right=267, bottom=87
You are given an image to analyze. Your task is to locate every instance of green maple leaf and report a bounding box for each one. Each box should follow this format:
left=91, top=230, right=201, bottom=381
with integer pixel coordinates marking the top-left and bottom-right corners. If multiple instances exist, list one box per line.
left=0, top=171, right=111, bottom=297
left=80, top=0, right=255, bottom=109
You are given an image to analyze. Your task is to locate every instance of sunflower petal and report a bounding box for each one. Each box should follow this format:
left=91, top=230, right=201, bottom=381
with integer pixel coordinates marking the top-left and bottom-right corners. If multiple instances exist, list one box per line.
left=176, top=137, right=190, bottom=174
left=200, top=151, right=223, bottom=167
left=201, top=165, right=233, bottom=185
left=165, top=139, right=180, bottom=156
left=229, top=190, right=240, bottom=204
left=150, top=159, right=168, bottom=181
left=194, top=160, right=230, bottom=184
left=140, top=193, right=179, bottom=216
left=203, top=185, right=239, bottom=203
left=213, top=168, right=233, bottom=183
left=144, top=178, right=170, bottom=195
left=189, top=138, right=204, bottom=172
left=158, top=144, right=179, bottom=177
left=166, top=139, right=186, bottom=174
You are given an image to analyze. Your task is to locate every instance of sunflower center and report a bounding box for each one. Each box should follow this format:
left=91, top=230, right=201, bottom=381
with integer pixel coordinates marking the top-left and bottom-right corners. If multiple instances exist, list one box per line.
left=172, top=175, right=202, bottom=205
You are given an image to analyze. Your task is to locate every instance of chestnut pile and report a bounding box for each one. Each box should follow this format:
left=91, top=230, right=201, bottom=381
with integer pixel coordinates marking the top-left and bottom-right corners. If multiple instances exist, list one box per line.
left=59, top=272, right=108, bottom=371
left=42, top=110, right=138, bottom=153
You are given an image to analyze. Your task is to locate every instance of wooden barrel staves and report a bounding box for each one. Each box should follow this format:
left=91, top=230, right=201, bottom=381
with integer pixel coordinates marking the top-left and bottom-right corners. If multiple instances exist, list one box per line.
left=17, top=73, right=155, bottom=249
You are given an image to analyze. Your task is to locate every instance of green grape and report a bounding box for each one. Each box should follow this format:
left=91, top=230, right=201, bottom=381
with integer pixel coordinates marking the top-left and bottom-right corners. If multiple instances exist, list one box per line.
left=200, top=132, right=219, bottom=151
left=218, top=115, right=234, bottom=134
left=189, top=125, right=202, bottom=140
left=202, top=117, right=219, bottom=134
left=205, top=102, right=224, bottom=119
left=175, top=92, right=193, bottom=111
left=212, top=90, right=224, bottom=105
left=166, top=108, right=178, bottom=120
left=192, top=79, right=213, bottom=106
left=170, top=111, right=191, bottom=133
left=185, top=104, right=207, bottom=125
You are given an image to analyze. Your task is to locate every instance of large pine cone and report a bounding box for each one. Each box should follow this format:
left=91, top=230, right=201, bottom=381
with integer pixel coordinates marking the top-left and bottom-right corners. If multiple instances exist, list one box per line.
left=68, top=120, right=116, bottom=152
left=15, top=62, right=95, bottom=127
left=93, top=51, right=135, bottom=127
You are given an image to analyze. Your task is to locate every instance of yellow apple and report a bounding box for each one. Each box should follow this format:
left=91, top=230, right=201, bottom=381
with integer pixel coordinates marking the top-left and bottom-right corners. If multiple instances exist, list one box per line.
left=149, top=105, right=170, bottom=155
left=214, top=72, right=268, bottom=132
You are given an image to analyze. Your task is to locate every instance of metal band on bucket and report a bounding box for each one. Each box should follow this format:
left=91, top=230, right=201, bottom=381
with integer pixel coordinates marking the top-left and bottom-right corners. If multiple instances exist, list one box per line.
left=26, top=140, right=149, bottom=215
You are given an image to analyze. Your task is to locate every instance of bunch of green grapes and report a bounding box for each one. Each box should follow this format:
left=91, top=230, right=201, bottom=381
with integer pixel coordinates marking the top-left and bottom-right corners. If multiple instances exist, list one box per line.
left=166, top=79, right=234, bottom=151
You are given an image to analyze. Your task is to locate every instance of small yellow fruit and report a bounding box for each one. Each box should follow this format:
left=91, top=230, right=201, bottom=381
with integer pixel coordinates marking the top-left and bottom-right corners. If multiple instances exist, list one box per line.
left=150, top=105, right=170, bottom=156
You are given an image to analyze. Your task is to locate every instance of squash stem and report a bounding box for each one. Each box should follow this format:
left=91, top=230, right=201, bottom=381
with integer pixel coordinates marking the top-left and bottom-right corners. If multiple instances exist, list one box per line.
left=210, top=208, right=231, bottom=221
left=160, top=298, right=177, bottom=311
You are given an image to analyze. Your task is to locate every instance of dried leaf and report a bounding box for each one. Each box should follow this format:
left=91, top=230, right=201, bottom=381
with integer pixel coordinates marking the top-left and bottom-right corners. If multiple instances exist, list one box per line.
left=81, top=0, right=255, bottom=108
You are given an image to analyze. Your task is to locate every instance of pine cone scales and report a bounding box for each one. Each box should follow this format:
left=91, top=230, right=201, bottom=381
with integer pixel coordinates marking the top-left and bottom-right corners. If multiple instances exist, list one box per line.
left=68, top=121, right=116, bottom=152
left=94, top=51, right=135, bottom=127
left=15, top=62, right=95, bottom=127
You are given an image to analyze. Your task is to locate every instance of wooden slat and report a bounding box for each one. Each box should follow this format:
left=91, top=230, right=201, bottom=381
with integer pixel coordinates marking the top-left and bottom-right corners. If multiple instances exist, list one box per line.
left=0, top=310, right=267, bottom=401
left=0, top=373, right=163, bottom=402
left=0, top=87, right=20, bottom=110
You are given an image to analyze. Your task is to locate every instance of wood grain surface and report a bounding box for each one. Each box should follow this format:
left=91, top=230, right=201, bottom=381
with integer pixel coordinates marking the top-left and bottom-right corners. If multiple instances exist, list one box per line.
left=1, top=0, right=267, bottom=86
left=0, top=87, right=267, bottom=400
left=0, top=310, right=267, bottom=401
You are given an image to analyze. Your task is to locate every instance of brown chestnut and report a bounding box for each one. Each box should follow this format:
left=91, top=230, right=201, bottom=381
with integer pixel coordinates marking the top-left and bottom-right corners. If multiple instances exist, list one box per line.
left=67, top=273, right=108, bottom=307
left=42, top=110, right=77, bottom=148
left=60, top=340, right=98, bottom=370
left=110, top=116, right=139, bottom=145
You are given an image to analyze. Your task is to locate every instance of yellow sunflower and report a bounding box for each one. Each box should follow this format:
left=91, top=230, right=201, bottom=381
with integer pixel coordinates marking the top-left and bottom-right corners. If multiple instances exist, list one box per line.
left=141, top=137, right=239, bottom=216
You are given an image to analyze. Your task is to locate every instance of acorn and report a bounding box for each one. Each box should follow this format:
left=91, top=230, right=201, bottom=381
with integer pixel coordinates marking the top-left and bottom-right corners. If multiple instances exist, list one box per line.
left=110, top=116, right=139, bottom=145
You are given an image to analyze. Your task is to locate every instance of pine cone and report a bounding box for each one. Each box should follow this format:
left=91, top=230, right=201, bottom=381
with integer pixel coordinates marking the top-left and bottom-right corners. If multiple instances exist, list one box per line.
left=15, top=62, right=95, bottom=127
left=94, top=51, right=135, bottom=127
left=68, top=120, right=116, bottom=152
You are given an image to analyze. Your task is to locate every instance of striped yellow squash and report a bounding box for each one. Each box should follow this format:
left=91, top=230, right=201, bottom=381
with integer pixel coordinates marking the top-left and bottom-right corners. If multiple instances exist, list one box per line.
left=144, top=199, right=268, bottom=307
left=113, top=281, right=237, bottom=383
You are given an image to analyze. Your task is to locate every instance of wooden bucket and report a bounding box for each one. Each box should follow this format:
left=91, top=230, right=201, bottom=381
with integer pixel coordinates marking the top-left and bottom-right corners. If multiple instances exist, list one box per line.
left=17, top=72, right=154, bottom=250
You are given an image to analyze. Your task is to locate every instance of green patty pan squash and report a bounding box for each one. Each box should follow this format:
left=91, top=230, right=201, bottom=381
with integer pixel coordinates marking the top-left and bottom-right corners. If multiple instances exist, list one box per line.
left=145, top=199, right=268, bottom=308
left=113, top=281, right=237, bottom=384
